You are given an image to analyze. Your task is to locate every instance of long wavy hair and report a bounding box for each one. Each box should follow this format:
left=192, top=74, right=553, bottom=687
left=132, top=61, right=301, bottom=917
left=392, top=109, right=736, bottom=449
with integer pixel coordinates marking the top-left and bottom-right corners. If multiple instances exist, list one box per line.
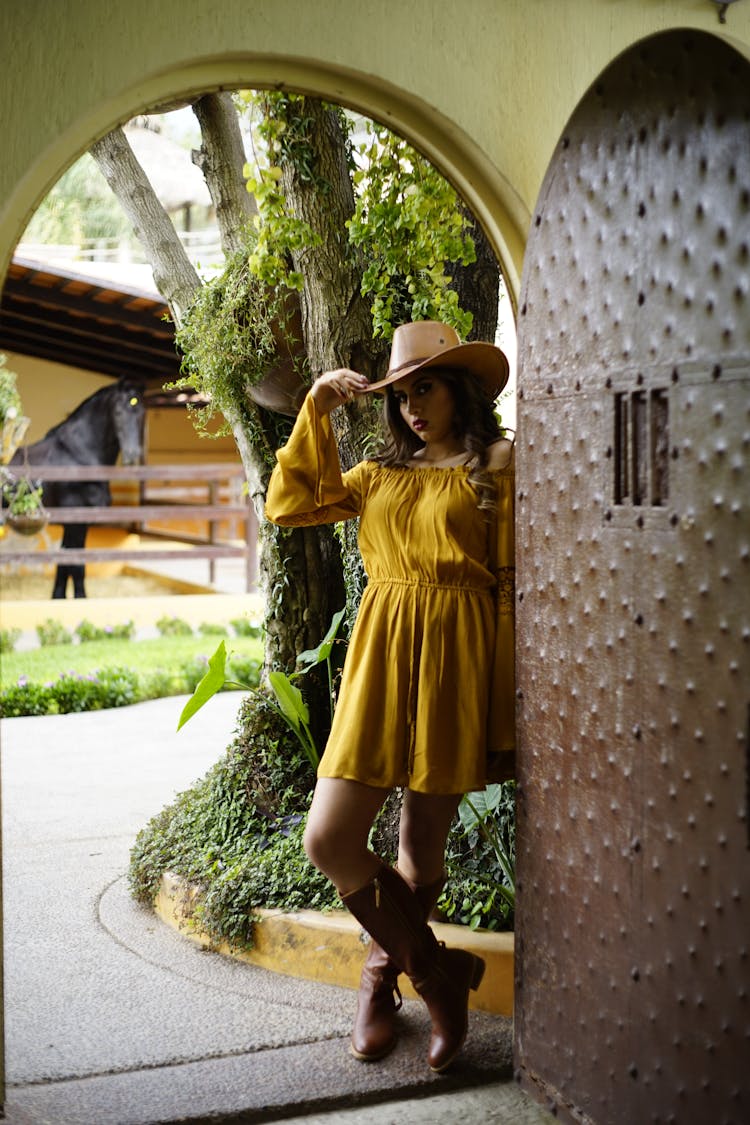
left=372, top=366, right=504, bottom=514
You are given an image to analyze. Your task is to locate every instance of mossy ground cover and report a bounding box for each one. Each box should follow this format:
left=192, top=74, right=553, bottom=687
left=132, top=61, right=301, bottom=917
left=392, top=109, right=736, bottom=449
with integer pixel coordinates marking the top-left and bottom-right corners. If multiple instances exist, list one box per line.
left=128, top=685, right=516, bottom=943
left=1, top=626, right=514, bottom=938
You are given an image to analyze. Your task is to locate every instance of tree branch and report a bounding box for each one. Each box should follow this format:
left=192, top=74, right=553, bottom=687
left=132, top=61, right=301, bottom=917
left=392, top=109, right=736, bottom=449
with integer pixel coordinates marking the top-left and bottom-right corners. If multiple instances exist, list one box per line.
left=191, top=93, right=257, bottom=257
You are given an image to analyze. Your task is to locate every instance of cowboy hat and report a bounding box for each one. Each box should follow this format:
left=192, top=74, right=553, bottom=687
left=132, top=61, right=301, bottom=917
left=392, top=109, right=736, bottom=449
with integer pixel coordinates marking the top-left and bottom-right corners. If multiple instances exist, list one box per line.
left=364, top=321, right=509, bottom=400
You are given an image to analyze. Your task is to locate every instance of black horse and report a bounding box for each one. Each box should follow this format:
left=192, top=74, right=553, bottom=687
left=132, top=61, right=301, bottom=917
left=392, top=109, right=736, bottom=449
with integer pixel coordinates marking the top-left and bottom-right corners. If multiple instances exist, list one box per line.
left=11, top=378, right=145, bottom=598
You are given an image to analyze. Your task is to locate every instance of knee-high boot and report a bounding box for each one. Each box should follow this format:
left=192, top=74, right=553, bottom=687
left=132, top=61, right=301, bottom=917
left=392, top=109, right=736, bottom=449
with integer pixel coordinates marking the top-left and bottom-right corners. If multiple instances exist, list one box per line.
left=350, top=871, right=444, bottom=1062
left=343, top=864, right=485, bottom=1073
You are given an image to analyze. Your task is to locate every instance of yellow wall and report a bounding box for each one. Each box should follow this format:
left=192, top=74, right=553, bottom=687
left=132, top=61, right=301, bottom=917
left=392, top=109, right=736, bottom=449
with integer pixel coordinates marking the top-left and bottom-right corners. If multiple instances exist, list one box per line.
left=1, top=1, right=749, bottom=303
left=4, top=352, right=110, bottom=444
left=146, top=408, right=238, bottom=465
left=4, top=351, right=238, bottom=463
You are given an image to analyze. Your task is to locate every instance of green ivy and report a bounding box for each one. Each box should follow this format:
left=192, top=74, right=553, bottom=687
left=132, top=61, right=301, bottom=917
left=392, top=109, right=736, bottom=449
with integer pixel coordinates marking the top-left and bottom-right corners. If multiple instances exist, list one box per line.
left=237, top=90, right=324, bottom=292
left=347, top=120, right=476, bottom=341
left=172, top=234, right=298, bottom=458
left=128, top=692, right=336, bottom=948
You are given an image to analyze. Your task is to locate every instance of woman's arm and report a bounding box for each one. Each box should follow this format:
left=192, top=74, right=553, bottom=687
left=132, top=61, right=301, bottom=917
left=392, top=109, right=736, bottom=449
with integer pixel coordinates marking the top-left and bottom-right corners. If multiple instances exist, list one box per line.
left=264, top=371, right=370, bottom=527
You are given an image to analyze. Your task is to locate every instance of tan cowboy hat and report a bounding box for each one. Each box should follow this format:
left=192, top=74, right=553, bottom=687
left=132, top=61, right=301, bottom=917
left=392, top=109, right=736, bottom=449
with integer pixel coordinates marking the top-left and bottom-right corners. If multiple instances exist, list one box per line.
left=364, top=321, right=509, bottom=400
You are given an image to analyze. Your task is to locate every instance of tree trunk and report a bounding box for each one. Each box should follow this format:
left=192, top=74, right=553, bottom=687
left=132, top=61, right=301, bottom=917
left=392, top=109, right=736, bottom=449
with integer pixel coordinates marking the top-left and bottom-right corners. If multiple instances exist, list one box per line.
left=449, top=203, right=500, bottom=344
left=90, top=129, right=202, bottom=324
left=272, top=95, right=389, bottom=746
left=91, top=121, right=336, bottom=686
left=279, top=104, right=380, bottom=379
left=191, top=93, right=257, bottom=255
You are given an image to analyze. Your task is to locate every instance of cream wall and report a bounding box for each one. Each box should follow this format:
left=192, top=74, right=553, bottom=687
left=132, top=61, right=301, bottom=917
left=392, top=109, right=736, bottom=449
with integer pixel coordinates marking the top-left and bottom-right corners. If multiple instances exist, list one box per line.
left=2, top=1, right=749, bottom=304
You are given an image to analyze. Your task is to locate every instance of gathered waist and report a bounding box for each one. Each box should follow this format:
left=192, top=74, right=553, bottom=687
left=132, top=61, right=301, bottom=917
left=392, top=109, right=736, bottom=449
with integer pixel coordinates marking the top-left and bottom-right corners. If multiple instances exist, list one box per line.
left=366, top=576, right=492, bottom=595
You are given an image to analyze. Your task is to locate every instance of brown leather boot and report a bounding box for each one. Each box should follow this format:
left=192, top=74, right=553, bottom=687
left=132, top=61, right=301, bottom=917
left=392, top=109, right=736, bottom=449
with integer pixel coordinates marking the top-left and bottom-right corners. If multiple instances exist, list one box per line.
left=343, top=865, right=484, bottom=1073
left=350, top=872, right=444, bottom=1062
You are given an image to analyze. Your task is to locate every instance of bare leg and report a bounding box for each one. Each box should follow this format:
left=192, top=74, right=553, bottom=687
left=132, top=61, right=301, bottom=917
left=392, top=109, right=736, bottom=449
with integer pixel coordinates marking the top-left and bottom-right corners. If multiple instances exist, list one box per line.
left=303, top=777, right=389, bottom=895
left=312, top=782, right=480, bottom=1071
left=397, top=789, right=461, bottom=886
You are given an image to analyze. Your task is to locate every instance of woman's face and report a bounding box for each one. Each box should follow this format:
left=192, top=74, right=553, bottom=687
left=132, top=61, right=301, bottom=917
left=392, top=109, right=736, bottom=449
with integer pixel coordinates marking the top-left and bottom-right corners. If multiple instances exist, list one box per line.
left=391, top=371, right=457, bottom=447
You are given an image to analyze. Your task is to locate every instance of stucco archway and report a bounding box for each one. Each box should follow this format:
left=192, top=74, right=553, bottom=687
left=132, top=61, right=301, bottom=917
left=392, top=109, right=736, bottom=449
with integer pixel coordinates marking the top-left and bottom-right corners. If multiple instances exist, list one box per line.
left=0, top=51, right=525, bottom=1115
left=1, top=57, right=527, bottom=304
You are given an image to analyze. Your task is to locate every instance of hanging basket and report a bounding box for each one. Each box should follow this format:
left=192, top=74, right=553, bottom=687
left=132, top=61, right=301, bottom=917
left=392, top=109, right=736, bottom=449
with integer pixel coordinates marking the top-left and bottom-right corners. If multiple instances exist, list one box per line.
left=247, top=357, right=308, bottom=416
left=6, top=510, right=48, bottom=536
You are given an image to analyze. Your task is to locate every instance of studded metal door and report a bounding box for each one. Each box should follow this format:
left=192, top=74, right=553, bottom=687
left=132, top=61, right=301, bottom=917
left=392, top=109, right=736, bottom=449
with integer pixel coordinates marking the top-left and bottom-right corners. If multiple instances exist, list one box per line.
left=514, top=31, right=750, bottom=1125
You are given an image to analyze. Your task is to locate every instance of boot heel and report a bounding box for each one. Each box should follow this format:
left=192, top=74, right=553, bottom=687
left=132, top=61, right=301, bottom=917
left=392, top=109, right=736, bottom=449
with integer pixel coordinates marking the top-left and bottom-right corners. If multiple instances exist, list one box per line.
left=470, top=955, right=486, bottom=991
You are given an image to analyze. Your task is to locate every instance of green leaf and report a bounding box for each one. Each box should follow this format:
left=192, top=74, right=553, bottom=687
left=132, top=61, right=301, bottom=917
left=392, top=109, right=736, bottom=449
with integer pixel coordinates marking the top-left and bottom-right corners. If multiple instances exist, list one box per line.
left=177, top=641, right=229, bottom=731
left=268, top=670, right=309, bottom=733
left=296, top=607, right=345, bottom=671
left=458, top=785, right=502, bottom=832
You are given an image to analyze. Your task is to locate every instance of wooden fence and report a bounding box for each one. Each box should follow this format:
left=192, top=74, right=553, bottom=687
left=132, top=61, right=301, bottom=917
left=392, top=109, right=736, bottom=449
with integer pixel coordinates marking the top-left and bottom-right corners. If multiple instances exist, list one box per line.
left=1, top=463, right=258, bottom=591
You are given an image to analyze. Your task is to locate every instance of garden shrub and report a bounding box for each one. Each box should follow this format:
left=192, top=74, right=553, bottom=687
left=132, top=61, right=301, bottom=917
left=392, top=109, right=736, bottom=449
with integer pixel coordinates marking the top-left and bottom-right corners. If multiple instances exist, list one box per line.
left=442, top=781, right=516, bottom=931
left=178, top=655, right=211, bottom=693
left=0, top=628, right=21, bottom=653
left=227, top=654, right=262, bottom=686
left=0, top=653, right=261, bottom=718
left=230, top=617, right=262, bottom=639
left=36, top=619, right=72, bottom=646
left=127, top=692, right=334, bottom=947
left=0, top=667, right=140, bottom=717
left=156, top=616, right=193, bottom=637
left=75, top=619, right=135, bottom=643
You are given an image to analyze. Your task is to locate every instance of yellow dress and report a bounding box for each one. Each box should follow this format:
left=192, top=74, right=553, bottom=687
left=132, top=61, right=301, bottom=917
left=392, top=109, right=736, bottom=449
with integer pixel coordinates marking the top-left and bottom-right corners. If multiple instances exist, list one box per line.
left=265, top=394, right=515, bottom=795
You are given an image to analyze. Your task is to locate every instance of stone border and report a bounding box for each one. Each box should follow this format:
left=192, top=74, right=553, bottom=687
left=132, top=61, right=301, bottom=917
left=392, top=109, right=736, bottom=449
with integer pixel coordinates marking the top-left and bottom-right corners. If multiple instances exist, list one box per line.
left=155, top=871, right=514, bottom=1016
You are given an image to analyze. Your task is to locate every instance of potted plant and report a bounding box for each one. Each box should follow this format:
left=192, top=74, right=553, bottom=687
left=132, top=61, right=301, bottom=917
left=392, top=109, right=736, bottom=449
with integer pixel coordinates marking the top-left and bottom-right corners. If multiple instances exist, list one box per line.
left=0, top=354, right=30, bottom=465
left=1, top=469, right=47, bottom=536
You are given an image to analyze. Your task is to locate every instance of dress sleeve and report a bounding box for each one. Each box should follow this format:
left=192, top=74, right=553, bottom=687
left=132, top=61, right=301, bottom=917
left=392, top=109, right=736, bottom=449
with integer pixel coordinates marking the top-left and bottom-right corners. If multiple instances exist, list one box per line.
left=265, top=392, right=364, bottom=527
left=487, top=446, right=516, bottom=780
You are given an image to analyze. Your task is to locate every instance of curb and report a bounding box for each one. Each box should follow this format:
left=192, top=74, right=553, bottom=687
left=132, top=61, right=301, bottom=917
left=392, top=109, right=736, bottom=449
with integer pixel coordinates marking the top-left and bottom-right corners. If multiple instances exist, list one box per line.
left=155, top=872, right=514, bottom=1016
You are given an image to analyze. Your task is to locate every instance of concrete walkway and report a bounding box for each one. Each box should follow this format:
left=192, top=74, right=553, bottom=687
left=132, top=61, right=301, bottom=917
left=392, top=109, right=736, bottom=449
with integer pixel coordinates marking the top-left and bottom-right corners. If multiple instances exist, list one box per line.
left=1, top=691, right=553, bottom=1123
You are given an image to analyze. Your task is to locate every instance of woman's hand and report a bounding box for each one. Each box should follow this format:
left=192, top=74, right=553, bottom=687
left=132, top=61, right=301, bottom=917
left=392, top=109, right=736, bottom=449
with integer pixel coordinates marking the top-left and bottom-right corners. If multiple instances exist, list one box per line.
left=311, top=369, right=370, bottom=415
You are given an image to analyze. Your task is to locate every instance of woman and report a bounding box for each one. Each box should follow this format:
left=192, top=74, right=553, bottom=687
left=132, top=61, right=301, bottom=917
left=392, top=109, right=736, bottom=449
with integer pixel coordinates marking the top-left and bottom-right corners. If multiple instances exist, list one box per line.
left=265, top=320, right=515, bottom=1073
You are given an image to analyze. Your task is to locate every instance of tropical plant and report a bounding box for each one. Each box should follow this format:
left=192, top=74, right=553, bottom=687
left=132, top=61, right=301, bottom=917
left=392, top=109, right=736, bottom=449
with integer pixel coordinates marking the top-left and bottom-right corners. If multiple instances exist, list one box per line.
left=455, top=783, right=515, bottom=913
left=177, top=608, right=346, bottom=771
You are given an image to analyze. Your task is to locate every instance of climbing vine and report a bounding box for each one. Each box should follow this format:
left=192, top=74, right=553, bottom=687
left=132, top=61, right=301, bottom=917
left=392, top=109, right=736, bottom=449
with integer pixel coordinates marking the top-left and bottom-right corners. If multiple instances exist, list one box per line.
left=236, top=90, right=324, bottom=291
left=172, top=235, right=297, bottom=464
left=347, top=120, right=477, bottom=341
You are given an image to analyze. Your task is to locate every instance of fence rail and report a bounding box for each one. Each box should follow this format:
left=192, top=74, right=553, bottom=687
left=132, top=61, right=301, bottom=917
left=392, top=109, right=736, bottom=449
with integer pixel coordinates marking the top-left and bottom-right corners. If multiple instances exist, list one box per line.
left=1, top=463, right=257, bottom=591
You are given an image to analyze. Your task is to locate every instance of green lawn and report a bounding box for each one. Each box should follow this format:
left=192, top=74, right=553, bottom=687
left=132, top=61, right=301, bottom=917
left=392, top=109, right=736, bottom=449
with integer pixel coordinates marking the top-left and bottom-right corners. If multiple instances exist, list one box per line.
left=2, top=634, right=263, bottom=689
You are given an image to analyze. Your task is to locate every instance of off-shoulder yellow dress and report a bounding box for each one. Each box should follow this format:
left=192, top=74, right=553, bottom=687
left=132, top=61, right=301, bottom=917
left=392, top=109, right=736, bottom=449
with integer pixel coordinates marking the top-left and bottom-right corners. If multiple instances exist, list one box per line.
left=265, top=394, right=515, bottom=795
